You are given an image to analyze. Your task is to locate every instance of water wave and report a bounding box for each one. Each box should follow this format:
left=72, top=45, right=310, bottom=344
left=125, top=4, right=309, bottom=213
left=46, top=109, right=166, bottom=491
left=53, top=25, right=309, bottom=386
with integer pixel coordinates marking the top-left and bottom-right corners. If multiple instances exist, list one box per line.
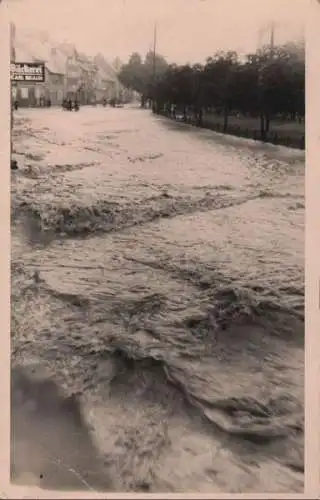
left=13, top=192, right=254, bottom=236
left=12, top=186, right=303, bottom=239
left=12, top=264, right=303, bottom=446
left=11, top=108, right=304, bottom=492
left=106, top=344, right=303, bottom=445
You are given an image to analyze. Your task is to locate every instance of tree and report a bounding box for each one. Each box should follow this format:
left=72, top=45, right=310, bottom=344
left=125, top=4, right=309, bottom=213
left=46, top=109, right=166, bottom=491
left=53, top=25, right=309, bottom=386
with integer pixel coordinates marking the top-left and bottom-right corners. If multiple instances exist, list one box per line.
left=112, top=57, right=124, bottom=73
left=122, top=41, right=304, bottom=137
left=202, top=51, right=239, bottom=130
left=256, top=43, right=305, bottom=136
left=118, top=51, right=168, bottom=108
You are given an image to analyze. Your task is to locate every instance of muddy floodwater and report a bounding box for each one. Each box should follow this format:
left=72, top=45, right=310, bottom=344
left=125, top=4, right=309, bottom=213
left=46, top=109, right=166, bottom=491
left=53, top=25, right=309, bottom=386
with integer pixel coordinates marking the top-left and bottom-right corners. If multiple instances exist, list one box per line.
left=11, top=106, right=304, bottom=493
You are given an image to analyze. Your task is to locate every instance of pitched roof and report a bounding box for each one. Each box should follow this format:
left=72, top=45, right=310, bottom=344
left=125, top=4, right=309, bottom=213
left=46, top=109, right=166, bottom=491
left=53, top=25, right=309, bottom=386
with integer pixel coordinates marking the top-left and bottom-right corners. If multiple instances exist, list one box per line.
left=93, top=53, right=118, bottom=82
left=57, top=42, right=77, bottom=58
left=14, top=42, right=35, bottom=63
left=14, top=32, right=67, bottom=75
left=13, top=29, right=122, bottom=82
left=48, top=52, right=67, bottom=75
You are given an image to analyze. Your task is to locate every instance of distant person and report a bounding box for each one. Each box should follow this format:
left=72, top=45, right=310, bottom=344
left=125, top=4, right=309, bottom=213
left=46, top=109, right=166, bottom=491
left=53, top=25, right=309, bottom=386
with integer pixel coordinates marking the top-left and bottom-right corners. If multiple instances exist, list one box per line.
left=47, top=98, right=51, bottom=108
left=102, top=98, right=107, bottom=107
left=11, top=159, right=18, bottom=170
left=68, top=99, right=72, bottom=111
left=74, top=100, right=79, bottom=111
left=14, top=100, right=18, bottom=111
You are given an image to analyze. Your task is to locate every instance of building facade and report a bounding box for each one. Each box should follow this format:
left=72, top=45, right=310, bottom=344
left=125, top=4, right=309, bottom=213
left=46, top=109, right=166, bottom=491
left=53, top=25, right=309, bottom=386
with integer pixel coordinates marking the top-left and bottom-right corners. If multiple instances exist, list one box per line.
left=11, top=30, right=66, bottom=107
left=63, top=50, right=98, bottom=104
left=41, top=68, right=65, bottom=105
left=11, top=27, right=124, bottom=107
left=93, top=69, right=117, bottom=103
left=77, top=53, right=98, bottom=104
left=12, top=65, right=65, bottom=107
left=93, top=54, right=118, bottom=103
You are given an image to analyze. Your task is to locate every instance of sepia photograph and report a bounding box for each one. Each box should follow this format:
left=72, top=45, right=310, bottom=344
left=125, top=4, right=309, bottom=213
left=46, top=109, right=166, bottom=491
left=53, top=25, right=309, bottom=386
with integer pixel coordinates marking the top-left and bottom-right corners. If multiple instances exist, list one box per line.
left=8, top=0, right=306, bottom=494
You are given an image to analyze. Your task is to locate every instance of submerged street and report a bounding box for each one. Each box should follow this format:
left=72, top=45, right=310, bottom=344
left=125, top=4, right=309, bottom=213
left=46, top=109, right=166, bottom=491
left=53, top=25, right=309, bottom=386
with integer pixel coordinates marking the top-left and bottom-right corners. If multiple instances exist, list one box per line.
left=11, top=105, right=304, bottom=493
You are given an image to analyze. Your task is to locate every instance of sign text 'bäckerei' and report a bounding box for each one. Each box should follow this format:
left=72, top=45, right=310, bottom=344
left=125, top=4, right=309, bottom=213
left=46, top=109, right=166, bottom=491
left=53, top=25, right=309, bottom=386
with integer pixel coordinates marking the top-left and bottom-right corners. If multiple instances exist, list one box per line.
left=10, top=62, right=45, bottom=82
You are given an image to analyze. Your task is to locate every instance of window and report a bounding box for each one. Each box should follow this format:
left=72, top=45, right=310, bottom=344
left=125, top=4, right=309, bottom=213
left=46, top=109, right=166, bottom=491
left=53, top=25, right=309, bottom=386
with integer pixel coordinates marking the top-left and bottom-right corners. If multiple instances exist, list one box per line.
left=20, top=87, right=29, bottom=99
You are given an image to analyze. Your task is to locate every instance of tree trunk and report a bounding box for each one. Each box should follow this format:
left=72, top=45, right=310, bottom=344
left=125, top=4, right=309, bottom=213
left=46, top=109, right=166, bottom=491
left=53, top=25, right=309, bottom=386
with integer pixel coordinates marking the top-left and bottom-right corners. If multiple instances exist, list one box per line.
left=183, top=106, right=187, bottom=122
left=265, top=114, right=270, bottom=136
left=260, top=111, right=265, bottom=140
left=197, top=107, right=203, bottom=126
left=223, top=107, right=228, bottom=133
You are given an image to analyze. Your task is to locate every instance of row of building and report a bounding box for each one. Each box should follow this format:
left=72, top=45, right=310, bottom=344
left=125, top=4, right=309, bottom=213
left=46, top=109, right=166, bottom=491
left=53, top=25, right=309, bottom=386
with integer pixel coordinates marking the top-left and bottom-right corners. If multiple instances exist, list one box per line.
left=10, top=24, right=131, bottom=107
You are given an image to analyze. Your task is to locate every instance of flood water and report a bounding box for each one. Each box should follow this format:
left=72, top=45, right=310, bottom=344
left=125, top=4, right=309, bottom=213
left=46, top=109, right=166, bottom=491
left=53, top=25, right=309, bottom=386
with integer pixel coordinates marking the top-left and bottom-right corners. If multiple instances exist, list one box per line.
left=11, top=106, right=304, bottom=493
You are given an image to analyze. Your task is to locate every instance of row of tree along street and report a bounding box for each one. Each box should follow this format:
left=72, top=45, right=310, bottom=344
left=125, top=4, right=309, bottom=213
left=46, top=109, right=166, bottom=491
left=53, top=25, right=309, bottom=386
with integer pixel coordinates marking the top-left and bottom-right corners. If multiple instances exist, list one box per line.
left=118, top=42, right=305, bottom=149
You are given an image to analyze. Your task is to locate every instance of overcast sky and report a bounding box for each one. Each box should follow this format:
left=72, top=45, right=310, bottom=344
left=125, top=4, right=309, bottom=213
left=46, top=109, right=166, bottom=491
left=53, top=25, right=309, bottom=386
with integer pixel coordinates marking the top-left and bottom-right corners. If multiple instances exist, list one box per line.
left=6, top=0, right=307, bottom=63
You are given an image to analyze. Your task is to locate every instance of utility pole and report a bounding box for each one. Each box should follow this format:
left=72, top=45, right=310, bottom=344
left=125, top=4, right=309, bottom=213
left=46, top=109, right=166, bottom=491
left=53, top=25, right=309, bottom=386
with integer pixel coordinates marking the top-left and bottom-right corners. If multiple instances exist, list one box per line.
left=152, top=21, right=157, bottom=111
left=257, top=21, right=275, bottom=52
left=256, top=21, right=275, bottom=141
left=270, top=21, right=275, bottom=55
left=152, top=21, right=157, bottom=80
left=10, top=22, right=18, bottom=169
left=64, top=56, right=69, bottom=100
